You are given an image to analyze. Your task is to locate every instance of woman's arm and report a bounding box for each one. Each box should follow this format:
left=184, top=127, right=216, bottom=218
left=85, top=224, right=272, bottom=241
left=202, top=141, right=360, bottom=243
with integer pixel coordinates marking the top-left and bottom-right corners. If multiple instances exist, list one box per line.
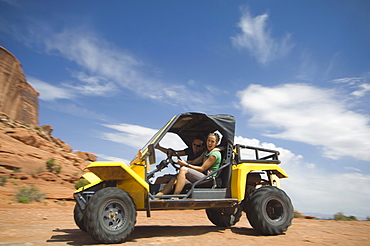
left=178, top=155, right=216, bottom=173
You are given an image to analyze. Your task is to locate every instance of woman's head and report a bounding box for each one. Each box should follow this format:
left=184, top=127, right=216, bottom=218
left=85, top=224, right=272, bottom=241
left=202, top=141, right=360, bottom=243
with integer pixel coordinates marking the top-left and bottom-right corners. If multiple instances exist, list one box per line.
left=206, top=133, right=220, bottom=151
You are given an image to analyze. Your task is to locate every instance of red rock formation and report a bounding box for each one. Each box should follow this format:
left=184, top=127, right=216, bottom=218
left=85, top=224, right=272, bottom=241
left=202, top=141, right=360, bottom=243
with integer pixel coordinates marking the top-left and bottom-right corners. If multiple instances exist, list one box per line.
left=0, top=46, right=39, bottom=125
left=0, top=113, right=90, bottom=181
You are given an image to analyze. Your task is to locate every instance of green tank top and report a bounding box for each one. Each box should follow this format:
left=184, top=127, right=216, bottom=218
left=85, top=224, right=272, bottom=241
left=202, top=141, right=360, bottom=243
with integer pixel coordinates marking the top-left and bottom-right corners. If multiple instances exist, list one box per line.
left=207, top=150, right=222, bottom=173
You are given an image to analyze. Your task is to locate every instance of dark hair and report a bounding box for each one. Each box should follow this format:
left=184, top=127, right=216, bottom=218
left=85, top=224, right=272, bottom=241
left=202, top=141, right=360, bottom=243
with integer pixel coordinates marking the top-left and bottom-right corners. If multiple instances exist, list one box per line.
left=194, top=135, right=206, bottom=143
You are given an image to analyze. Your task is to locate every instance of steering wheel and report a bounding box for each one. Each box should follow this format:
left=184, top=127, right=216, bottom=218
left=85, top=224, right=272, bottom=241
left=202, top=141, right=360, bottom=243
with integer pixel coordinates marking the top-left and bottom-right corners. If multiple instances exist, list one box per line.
left=166, top=148, right=182, bottom=170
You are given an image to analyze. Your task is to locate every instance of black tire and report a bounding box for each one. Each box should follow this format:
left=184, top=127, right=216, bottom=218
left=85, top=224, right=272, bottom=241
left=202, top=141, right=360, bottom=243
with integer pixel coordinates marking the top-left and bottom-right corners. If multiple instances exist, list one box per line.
left=206, top=206, right=242, bottom=227
left=84, top=187, right=137, bottom=244
left=73, top=203, right=86, bottom=232
left=245, top=186, right=293, bottom=235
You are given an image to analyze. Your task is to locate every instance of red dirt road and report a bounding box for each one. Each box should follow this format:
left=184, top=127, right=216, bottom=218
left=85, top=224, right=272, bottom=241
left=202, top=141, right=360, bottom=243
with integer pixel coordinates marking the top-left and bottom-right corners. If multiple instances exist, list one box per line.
left=0, top=200, right=369, bottom=246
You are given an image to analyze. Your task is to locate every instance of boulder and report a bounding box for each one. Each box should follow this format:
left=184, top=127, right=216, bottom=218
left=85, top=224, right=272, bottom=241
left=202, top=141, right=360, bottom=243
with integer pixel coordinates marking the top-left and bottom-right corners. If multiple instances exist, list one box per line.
left=34, top=172, right=60, bottom=182
left=74, top=151, right=88, bottom=160
left=86, top=152, right=97, bottom=162
left=74, top=151, right=97, bottom=162
left=10, top=172, right=31, bottom=180
left=40, top=124, right=53, bottom=135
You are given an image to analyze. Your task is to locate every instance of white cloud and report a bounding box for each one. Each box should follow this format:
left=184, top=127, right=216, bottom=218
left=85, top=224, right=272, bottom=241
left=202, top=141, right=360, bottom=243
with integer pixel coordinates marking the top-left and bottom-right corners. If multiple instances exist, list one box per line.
left=62, top=71, right=117, bottom=96
left=231, top=7, right=293, bottom=64
left=101, top=123, right=188, bottom=151
left=27, top=77, right=74, bottom=101
left=234, top=136, right=370, bottom=219
left=41, top=28, right=213, bottom=109
left=3, top=19, right=218, bottom=109
left=44, top=29, right=143, bottom=88
left=332, top=76, right=370, bottom=98
left=352, top=83, right=370, bottom=97
left=237, top=83, right=370, bottom=161
left=101, top=123, right=158, bottom=149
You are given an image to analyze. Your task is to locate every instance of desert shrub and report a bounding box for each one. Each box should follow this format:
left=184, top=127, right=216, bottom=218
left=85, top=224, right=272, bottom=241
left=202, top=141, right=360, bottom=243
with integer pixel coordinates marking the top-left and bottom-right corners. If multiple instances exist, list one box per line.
left=46, top=158, right=62, bottom=174
left=366, top=216, right=370, bottom=221
left=36, top=166, right=44, bottom=174
left=16, top=185, right=45, bottom=203
left=294, top=211, right=304, bottom=218
left=13, top=168, right=21, bottom=173
left=0, top=177, right=8, bottom=186
left=75, top=179, right=90, bottom=189
left=334, top=212, right=358, bottom=221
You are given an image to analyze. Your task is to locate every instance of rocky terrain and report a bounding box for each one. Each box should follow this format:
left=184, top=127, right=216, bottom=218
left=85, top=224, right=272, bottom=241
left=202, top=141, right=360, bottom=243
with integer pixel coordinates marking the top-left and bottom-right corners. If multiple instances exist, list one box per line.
left=0, top=200, right=369, bottom=246
left=0, top=112, right=95, bottom=200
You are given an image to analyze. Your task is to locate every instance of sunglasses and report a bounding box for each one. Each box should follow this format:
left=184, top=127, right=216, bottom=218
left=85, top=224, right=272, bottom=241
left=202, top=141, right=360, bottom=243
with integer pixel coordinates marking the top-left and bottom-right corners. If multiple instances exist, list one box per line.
left=192, top=143, right=202, bottom=147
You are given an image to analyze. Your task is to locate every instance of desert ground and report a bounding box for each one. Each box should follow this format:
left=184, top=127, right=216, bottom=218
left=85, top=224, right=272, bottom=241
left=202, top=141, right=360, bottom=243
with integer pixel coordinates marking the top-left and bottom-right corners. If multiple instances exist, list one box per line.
left=1, top=195, right=370, bottom=246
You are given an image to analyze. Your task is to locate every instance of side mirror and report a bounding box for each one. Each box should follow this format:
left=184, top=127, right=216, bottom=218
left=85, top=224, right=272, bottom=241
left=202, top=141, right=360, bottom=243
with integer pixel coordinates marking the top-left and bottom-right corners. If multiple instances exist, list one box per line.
left=148, top=144, right=156, bottom=164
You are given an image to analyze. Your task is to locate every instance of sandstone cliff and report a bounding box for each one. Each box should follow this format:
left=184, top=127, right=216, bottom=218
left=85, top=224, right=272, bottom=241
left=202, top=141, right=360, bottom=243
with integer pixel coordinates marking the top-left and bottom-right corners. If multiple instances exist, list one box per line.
left=0, top=46, right=39, bottom=125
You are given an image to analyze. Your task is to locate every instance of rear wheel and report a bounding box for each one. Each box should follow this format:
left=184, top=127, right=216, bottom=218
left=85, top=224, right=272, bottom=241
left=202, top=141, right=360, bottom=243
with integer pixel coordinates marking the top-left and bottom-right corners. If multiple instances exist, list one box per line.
left=206, top=206, right=242, bottom=227
left=84, top=187, right=136, bottom=244
left=244, top=186, right=293, bottom=235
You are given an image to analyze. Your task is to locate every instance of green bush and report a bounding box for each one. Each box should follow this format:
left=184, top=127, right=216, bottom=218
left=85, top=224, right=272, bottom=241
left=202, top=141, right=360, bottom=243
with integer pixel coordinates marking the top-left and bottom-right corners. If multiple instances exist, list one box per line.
left=18, top=197, right=31, bottom=203
left=334, top=212, right=358, bottom=221
left=16, top=185, right=45, bottom=203
left=46, top=158, right=62, bottom=174
left=75, top=179, right=90, bottom=189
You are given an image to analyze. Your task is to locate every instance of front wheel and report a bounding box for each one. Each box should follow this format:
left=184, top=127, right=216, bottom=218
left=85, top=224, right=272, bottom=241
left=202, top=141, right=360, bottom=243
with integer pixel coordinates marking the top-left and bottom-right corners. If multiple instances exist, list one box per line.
left=206, top=206, right=242, bottom=227
left=84, top=187, right=137, bottom=244
left=244, top=186, right=293, bottom=235
left=73, top=203, right=86, bottom=232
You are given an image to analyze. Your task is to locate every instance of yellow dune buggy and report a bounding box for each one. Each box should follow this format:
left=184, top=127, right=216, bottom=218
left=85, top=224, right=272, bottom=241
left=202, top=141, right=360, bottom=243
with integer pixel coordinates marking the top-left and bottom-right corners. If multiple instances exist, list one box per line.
left=74, top=112, right=294, bottom=243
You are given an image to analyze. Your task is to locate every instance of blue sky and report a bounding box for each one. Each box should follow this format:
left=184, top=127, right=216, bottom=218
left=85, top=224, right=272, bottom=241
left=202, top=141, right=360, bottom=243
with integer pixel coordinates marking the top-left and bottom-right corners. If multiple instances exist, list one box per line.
left=1, top=0, right=370, bottom=219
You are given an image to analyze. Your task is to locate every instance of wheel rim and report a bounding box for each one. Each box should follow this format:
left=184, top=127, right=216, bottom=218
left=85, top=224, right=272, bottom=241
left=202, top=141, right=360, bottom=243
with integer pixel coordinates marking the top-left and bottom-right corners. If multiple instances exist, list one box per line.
left=100, top=199, right=128, bottom=231
left=265, top=198, right=284, bottom=222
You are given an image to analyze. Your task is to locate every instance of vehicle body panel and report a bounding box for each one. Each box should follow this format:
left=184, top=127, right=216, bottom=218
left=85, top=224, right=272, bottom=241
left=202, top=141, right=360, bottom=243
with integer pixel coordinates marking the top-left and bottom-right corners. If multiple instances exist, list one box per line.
left=231, top=163, right=288, bottom=201
left=86, top=162, right=149, bottom=209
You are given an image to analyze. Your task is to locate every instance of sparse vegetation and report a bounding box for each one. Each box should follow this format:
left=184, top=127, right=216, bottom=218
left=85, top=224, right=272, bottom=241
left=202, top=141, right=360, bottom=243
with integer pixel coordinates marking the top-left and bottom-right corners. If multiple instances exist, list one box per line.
left=334, top=212, right=358, bottom=221
left=13, top=168, right=21, bottom=173
left=294, top=211, right=304, bottom=218
left=46, top=158, right=62, bottom=174
left=75, top=179, right=90, bottom=189
left=15, top=185, right=45, bottom=203
left=36, top=166, right=44, bottom=174
left=0, top=176, right=8, bottom=186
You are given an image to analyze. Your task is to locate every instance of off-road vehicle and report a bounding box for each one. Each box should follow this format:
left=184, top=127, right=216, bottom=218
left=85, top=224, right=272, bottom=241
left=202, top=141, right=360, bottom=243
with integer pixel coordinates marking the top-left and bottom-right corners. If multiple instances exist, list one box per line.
left=74, top=112, right=294, bottom=243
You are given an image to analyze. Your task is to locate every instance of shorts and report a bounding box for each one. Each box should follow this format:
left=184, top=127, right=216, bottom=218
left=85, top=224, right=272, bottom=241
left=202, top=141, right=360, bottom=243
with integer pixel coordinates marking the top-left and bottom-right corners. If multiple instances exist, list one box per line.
left=185, top=168, right=206, bottom=184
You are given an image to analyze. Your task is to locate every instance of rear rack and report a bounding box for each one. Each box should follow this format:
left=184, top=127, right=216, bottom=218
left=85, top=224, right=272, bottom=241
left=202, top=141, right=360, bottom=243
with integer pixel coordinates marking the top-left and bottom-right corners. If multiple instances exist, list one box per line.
left=234, top=144, right=280, bottom=164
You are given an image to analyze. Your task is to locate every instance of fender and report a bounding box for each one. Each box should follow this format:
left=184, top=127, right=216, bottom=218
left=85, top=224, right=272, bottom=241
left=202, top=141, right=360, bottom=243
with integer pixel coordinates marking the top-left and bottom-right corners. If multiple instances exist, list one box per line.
left=230, top=163, right=289, bottom=201
left=85, top=161, right=149, bottom=209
